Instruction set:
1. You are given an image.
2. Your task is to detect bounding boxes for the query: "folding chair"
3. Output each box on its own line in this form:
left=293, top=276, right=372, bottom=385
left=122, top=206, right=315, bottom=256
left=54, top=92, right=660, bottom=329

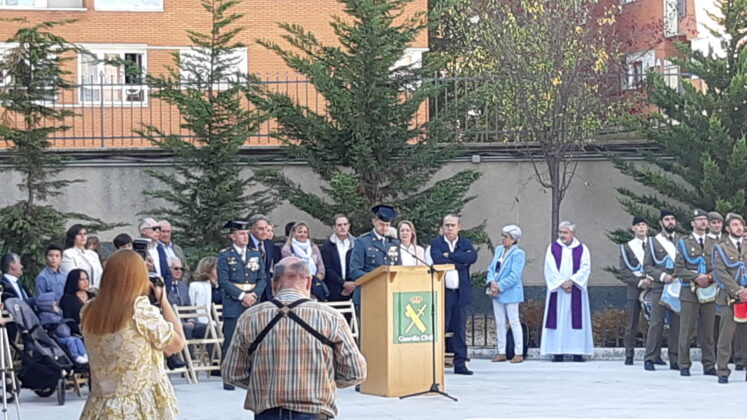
left=173, top=304, right=223, bottom=383
left=319, top=300, right=359, bottom=341
left=211, top=304, right=224, bottom=339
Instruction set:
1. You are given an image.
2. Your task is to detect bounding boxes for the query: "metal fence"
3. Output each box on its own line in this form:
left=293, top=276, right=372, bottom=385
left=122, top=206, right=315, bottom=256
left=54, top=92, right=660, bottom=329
left=0, top=69, right=685, bottom=149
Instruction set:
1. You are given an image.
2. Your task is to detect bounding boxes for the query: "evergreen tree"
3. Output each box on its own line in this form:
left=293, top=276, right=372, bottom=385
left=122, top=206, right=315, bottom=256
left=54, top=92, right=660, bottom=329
left=0, top=19, right=117, bottom=278
left=139, top=0, right=277, bottom=260
left=610, top=0, right=747, bottom=243
left=251, top=0, right=481, bottom=241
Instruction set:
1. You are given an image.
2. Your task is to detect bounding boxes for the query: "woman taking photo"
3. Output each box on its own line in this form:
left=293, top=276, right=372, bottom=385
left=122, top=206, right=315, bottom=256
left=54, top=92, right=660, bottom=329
left=61, top=225, right=103, bottom=290
left=80, top=250, right=185, bottom=420
left=486, top=225, right=526, bottom=363
left=398, top=221, right=426, bottom=266
left=59, top=269, right=95, bottom=336
left=281, top=221, right=328, bottom=300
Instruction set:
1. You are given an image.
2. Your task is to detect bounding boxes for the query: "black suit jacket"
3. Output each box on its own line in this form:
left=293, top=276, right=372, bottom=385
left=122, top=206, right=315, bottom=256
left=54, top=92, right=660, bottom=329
left=250, top=237, right=280, bottom=301
left=0, top=275, right=32, bottom=302
left=321, top=238, right=354, bottom=301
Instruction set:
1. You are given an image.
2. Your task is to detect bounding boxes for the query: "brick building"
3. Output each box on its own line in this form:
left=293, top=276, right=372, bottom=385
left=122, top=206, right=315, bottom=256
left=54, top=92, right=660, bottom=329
left=616, top=0, right=724, bottom=91
left=0, top=0, right=428, bottom=147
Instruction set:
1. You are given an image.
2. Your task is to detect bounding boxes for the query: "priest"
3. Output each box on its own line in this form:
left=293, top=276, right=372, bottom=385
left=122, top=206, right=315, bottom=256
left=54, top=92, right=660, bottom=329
left=540, top=220, right=593, bottom=361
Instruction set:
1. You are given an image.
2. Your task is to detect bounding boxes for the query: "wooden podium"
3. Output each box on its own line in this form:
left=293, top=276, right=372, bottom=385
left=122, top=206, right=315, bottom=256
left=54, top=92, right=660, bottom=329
left=355, top=264, right=453, bottom=397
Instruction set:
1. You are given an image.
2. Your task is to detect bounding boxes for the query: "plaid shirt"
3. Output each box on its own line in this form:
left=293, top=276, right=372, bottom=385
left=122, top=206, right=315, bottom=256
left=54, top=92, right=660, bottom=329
left=222, top=288, right=367, bottom=418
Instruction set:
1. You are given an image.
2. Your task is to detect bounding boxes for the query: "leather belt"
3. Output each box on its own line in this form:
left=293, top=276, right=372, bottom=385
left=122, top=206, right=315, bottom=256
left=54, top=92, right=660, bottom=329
left=231, top=282, right=256, bottom=292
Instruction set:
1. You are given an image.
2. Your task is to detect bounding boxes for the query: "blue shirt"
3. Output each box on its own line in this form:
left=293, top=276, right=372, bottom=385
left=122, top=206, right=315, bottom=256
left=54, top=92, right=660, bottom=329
left=35, top=267, right=68, bottom=301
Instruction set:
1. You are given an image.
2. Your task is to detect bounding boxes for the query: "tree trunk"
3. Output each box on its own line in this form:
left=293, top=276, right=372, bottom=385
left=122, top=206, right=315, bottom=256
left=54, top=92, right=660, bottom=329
left=549, top=158, right=562, bottom=242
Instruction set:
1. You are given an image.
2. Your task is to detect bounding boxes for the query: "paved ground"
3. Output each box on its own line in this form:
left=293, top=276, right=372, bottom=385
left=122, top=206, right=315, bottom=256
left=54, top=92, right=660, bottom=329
left=8, top=359, right=745, bottom=419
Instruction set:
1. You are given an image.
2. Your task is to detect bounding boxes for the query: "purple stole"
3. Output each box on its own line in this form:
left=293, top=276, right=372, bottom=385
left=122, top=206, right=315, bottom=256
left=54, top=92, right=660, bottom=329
left=545, top=242, right=584, bottom=330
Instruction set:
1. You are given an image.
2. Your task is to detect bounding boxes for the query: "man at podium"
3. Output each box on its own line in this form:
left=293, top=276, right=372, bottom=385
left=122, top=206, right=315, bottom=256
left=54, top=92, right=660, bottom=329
left=350, top=205, right=402, bottom=312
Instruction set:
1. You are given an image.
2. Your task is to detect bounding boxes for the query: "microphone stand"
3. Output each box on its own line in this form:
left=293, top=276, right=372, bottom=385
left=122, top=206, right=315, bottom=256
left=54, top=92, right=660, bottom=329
left=397, top=244, right=457, bottom=402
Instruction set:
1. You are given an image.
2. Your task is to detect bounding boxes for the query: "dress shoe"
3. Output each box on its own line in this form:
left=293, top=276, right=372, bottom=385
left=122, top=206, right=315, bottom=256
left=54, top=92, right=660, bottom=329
left=223, top=383, right=235, bottom=391
left=355, top=385, right=361, bottom=392
left=736, top=365, right=744, bottom=371
left=166, top=356, right=186, bottom=370
left=624, top=357, right=633, bottom=366
left=644, top=360, right=655, bottom=371
left=680, top=368, right=690, bottom=377
left=552, top=354, right=564, bottom=362
left=510, top=355, right=524, bottom=364
left=653, top=357, right=666, bottom=365
left=491, top=354, right=508, bottom=363
left=704, top=368, right=717, bottom=376
left=210, top=370, right=222, bottom=377
left=718, top=376, right=728, bottom=384
left=454, top=365, right=474, bottom=375
left=670, top=363, right=679, bottom=370
left=572, top=355, right=585, bottom=362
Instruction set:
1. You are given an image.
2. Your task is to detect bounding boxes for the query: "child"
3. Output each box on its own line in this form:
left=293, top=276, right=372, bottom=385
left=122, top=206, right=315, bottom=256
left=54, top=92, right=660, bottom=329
left=36, top=293, right=88, bottom=364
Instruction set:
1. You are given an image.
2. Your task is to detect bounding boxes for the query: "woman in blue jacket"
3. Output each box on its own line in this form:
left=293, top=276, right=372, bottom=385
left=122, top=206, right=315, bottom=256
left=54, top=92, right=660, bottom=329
left=486, top=225, right=526, bottom=363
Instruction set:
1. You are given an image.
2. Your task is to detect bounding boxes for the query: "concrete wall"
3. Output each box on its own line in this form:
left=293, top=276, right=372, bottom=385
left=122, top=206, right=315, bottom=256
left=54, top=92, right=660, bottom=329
left=0, top=155, right=643, bottom=291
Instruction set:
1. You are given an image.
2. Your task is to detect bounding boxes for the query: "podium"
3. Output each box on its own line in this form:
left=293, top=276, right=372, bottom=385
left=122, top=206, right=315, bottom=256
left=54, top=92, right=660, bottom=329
left=355, top=264, right=453, bottom=397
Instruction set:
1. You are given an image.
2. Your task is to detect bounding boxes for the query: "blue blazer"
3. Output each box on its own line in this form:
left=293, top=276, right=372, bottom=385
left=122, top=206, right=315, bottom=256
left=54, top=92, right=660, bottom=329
left=429, top=236, right=477, bottom=306
left=156, top=244, right=173, bottom=291
left=486, top=245, right=525, bottom=304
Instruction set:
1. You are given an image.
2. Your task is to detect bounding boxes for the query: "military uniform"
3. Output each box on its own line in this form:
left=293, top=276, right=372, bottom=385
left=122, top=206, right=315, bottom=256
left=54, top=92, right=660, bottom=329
left=349, top=230, right=401, bottom=306
left=674, top=232, right=717, bottom=373
left=712, top=235, right=747, bottom=381
left=218, top=245, right=266, bottom=355
left=618, top=237, right=649, bottom=361
left=643, top=232, right=681, bottom=367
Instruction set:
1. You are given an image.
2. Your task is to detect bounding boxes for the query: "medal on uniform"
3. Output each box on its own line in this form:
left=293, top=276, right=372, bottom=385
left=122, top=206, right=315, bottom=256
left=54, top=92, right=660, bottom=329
left=247, top=256, right=260, bottom=272
left=228, top=256, right=237, bottom=265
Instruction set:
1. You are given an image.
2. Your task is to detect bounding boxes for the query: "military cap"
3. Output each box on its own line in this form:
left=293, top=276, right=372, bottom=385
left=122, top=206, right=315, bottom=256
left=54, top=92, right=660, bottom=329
left=223, top=221, right=249, bottom=231
left=707, top=211, right=724, bottom=221
left=660, top=209, right=675, bottom=220
left=371, top=205, right=397, bottom=223
left=725, top=212, right=745, bottom=225
left=692, top=209, right=709, bottom=219
left=632, top=216, right=648, bottom=226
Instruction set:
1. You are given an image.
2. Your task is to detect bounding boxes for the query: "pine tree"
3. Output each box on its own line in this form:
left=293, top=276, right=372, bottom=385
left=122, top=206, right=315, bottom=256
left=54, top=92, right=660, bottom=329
left=0, top=19, right=118, bottom=278
left=251, top=0, right=481, bottom=241
left=139, top=0, right=277, bottom=260
left=611, top=0, right=747, bottom=243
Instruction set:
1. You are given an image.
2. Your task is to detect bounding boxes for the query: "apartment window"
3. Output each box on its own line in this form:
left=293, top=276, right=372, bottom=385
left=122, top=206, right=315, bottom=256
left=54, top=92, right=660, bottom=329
left=179, top=47, right=247, bottom=89
left=79, top=50, right=147, bottom=105
left=94, top=0, right=162, bottom=11
left=0, top=46, right=57, bottom=102
left=631, top=61, right=644, bottom=87
left=1, top=0, right=85, bottom=8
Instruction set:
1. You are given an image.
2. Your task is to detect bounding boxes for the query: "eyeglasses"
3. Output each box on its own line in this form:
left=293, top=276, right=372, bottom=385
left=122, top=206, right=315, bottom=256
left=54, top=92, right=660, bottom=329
left=172, top=267, right=184, bottom=271
left=146, top=226, right=161, bottom=231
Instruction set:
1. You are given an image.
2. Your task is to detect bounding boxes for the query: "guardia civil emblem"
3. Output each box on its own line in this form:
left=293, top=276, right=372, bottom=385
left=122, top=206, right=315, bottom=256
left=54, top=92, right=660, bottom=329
left=393, top=292, right=436, bottom=344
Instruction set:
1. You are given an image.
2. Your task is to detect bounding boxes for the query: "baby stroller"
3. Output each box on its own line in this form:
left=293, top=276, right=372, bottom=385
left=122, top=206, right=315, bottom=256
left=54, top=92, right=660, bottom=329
left=4, top=297, right=76, bottom=405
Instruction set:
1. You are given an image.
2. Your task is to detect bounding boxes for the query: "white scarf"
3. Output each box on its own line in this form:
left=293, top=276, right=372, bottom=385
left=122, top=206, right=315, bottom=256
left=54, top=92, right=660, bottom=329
left=292, top=238, right=317, bottom=276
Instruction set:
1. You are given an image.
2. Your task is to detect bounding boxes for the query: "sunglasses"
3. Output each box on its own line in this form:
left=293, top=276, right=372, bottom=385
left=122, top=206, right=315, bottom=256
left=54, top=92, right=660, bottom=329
left=171, top=267, right=184, bottom=271
left=146, top=226, right=162, bottom=231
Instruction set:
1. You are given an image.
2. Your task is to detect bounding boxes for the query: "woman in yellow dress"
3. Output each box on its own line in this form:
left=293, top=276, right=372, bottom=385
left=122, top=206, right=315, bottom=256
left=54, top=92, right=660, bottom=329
left=80, top=250, right=185, bottom=419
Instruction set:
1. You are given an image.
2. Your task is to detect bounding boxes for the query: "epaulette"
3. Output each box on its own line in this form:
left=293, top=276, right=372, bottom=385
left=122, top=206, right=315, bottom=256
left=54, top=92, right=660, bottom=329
left=220, top=247, right=230, bottom=253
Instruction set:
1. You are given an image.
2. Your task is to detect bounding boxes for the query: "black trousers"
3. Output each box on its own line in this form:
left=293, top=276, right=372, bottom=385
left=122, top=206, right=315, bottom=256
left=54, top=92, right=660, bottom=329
left=445, top=289, right=467, bottom=365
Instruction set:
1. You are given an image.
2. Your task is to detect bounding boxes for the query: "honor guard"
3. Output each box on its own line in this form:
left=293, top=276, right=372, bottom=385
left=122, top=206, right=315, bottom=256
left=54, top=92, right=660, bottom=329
left=349, top=205, right=401, bottom=310
left=218, top=220, right=266, bottom=390
left=674, top=209, right=717, bottom=376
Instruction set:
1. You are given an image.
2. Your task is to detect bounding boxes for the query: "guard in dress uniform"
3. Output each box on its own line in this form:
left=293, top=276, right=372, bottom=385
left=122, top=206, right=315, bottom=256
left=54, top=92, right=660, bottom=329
left=618, top=216, right=652, bottom=366
left=349, top=205, right=401, bottom=311
left=217, top=221, right=266, bottom=390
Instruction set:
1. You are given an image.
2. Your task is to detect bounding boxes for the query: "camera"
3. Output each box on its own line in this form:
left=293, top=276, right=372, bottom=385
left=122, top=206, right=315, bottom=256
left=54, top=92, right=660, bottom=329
left=133, top=239, right=150, bottom=260
left=148, top=272, right=164, bottom=305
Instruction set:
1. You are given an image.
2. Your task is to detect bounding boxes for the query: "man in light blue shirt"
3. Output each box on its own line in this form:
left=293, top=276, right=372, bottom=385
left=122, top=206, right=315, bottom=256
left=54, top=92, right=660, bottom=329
left=35, top=244, right=68, bottom=300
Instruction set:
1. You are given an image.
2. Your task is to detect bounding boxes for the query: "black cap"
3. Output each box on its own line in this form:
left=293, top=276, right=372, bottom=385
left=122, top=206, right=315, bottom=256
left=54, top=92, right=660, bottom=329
left=632, top=216, right=648, bottom=226
left=371, top=205, right=397, bottom=223
left=223, top=221, right=248, bottom=231
left=692, top=209, right=708, bottom=219
left=660, top=209, right=675, bottom=220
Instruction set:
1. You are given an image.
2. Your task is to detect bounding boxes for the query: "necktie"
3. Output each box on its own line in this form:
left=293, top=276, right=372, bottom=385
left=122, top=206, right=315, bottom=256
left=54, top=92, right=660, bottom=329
left=259, top=242, right=266, bottom=260
left=241, top=248, right=246, bottom=264
left=642, top=240, right=647, bottom=253
left=699, top=237, right=704, bottom=250
left=738, top=241, right=742, bottom=254
left=668, top=235, right=674, bottom=242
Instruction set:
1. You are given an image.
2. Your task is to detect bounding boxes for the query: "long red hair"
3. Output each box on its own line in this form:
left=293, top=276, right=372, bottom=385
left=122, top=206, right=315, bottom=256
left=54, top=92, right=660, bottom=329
left=81, top=250, right=150, bottom=336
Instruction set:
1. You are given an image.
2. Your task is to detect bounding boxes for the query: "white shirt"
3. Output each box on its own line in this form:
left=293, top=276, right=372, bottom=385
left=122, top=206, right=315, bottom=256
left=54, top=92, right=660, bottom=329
left=400, top=244, right=417, bottom=267
left=653, top=233, right=677, bottom=282
left=692, top=232, right=707, bottom=247
left=147, top=242, right=161, bottom=276
left=444, top=237, right=460, bottom=290
left=233, top=244, right=247, bottom=261
left=188, top=281, right=213, bottom=324
left=333, top=236, right=351, bottom=280
left=161, top=241, right=177, bottom=261
left=4, top=274, right=23, bottom=299
left=61, top=247, right=103, bottom=289
left=730, top=235, right=742, bottom=251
